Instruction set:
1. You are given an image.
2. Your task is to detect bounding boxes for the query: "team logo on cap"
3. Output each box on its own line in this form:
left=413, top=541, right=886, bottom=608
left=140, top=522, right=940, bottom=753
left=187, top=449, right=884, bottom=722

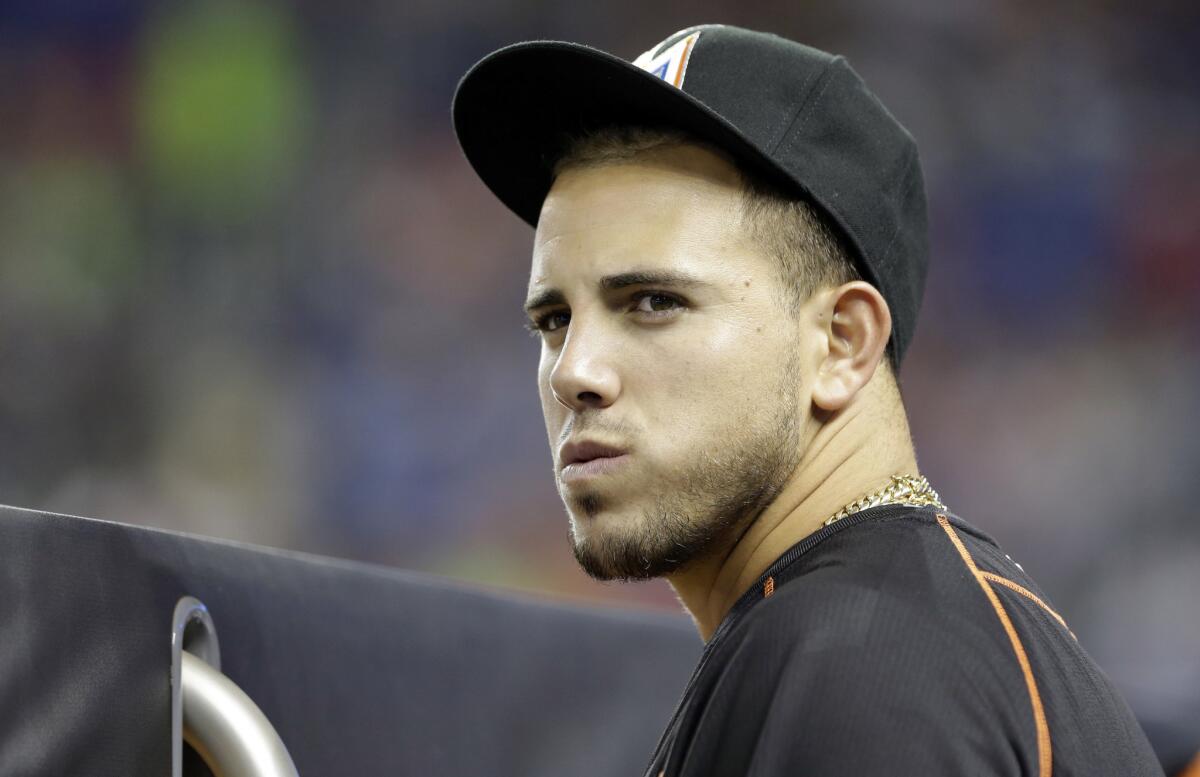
left=633, top=29, right=702, bottom=89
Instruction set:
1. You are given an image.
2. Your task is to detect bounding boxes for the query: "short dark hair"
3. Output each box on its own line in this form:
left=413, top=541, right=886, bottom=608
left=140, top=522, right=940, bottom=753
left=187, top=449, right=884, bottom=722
left=552, top=126, right=898, bottom=374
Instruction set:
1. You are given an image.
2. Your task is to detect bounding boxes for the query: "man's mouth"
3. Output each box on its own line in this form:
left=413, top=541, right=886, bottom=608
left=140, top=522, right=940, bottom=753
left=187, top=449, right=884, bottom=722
left=558, top=440, right=630, bottom=483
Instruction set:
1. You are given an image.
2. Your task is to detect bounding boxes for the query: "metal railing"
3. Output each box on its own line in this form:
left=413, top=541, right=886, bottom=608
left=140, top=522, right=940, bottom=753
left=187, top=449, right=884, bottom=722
left=172, top=596, right=299, bottom=777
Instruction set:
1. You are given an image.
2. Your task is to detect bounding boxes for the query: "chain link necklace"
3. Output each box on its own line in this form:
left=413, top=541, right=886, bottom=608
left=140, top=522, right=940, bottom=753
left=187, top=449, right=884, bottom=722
left=823, top=473, right=945, bottom=527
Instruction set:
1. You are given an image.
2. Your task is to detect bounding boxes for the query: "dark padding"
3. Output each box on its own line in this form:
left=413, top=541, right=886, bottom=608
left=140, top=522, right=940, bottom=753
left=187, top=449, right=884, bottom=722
left=0, top=504, right=699, bottom=776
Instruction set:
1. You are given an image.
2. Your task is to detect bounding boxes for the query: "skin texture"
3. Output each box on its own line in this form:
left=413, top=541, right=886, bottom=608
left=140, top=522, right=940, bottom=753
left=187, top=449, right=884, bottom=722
left=526, top=143, right=919, bottom=640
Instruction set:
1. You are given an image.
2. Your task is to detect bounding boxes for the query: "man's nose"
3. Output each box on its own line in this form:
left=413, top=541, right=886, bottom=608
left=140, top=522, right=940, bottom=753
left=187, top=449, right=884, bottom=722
left=548, top=324, right=621, bottom=411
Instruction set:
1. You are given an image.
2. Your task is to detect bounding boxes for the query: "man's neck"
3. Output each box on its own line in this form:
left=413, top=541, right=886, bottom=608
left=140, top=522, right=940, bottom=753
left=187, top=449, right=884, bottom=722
left=666, top=403, right=919, bottom=641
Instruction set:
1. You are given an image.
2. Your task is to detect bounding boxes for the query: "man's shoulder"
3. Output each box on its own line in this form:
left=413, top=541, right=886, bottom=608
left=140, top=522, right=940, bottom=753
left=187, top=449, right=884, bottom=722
left=671, top=510, right=1041, bottom=775
left=697, top=510, right=1019, bottom=714
left=734, top=508, right=1015, bottom=652
left=685, top=507, right=1164, bottom=777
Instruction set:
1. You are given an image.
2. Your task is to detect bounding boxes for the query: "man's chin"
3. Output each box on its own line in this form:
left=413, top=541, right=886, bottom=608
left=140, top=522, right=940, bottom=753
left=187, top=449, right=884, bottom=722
left=566, top=506, right=707, bottom=582
left=570, top=534, right=679, bottom=582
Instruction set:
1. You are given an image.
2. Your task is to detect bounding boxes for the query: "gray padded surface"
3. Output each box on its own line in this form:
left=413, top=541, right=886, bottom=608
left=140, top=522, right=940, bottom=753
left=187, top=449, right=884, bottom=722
left=0, top=505, right=700, bottom=776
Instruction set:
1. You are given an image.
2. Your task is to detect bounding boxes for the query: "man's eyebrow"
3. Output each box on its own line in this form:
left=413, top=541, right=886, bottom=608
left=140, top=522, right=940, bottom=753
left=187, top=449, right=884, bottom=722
left=524, top=288, right=566, bottom=314
left=599, top=270, right=709, bottom=290
left=523, top=270, right=710, bottom=315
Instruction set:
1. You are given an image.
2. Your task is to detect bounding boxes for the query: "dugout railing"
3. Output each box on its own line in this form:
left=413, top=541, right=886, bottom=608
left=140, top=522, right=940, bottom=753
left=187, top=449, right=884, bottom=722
left=0, top=504, right=699, bottom=776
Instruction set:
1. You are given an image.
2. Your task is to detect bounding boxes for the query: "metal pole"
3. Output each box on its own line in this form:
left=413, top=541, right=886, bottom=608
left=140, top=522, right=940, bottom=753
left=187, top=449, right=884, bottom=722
left=181, top=650, right=300, bottom=777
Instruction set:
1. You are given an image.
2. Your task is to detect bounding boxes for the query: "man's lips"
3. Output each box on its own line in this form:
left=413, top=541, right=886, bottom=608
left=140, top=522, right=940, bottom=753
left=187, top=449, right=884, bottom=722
left=558, top=440, right=630, bottom=483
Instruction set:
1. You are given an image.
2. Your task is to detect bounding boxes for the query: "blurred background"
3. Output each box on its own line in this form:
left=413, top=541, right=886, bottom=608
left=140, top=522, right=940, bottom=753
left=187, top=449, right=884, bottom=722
left=1, top=0, right=1197, bottom=748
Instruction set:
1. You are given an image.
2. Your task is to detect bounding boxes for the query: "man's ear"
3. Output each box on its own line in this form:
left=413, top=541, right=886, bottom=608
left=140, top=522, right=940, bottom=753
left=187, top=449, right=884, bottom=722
left=809, top=281, right=892, bottom=412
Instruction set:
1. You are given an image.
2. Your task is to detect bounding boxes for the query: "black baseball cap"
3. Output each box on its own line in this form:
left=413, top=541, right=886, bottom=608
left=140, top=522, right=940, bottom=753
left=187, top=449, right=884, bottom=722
left=452, top=24, right=928, bottom=364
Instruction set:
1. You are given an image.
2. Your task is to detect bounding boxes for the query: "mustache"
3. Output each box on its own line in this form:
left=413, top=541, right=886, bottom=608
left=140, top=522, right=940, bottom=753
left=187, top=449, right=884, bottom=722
left=557, top=414, right=643, bottom=447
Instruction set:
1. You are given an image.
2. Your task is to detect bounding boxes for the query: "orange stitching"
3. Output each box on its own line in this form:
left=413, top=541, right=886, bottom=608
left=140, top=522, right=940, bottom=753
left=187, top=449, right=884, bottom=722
left=937, top=514, right=1052, bottom=777
left=763, top=576, right=775, bottom=598
left=979, top=571, right=1076, bottom=640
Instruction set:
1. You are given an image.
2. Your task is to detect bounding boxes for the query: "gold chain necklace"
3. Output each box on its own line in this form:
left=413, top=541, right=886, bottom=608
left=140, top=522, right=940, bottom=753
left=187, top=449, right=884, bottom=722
left=823, top=473, right=945, bottom=527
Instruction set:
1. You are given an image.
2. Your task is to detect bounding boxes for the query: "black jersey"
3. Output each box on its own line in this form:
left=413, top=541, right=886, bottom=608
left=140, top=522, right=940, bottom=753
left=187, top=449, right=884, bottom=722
left=644, top=505, right=1164, bottom=776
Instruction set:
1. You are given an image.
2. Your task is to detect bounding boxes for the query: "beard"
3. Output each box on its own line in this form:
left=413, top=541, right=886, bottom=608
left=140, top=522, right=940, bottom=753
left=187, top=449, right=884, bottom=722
left=564, top=355, right=802, bottom=582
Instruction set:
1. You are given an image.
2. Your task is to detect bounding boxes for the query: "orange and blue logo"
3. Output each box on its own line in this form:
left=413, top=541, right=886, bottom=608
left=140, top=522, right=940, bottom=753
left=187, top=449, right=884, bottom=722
left=633, top=30, right=703, bottom=90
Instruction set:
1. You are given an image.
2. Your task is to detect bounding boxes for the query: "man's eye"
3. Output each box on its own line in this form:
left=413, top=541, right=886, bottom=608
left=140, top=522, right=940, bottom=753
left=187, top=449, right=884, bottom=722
left=530, top=310, right=570, bottom=333
left=633, top=292, right=683, bottom=314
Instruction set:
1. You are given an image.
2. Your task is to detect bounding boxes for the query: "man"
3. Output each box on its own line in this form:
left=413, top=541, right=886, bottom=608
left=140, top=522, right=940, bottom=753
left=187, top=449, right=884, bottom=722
left=453, top=25, right=1164, bottom=776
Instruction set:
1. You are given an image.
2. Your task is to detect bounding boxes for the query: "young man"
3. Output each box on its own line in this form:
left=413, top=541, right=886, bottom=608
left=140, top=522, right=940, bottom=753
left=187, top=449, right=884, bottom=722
left=453, top=24, right=1164, bottom=776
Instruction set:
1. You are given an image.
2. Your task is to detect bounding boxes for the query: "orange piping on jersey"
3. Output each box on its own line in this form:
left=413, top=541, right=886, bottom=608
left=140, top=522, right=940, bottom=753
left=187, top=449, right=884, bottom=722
left=979, top=570, right=1077, bottom=640
left=1179, top=749, right=1200, bottom=777
left=937, top=514, right=1052, bottom=777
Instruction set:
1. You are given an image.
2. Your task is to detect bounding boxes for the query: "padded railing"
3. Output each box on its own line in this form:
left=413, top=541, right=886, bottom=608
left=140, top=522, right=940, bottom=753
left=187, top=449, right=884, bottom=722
left=0, top=504, right=701, bottom=777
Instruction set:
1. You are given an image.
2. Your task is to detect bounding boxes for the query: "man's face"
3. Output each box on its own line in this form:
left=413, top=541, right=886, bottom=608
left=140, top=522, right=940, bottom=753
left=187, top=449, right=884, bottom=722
left=526, top=143, right=807, bottom=581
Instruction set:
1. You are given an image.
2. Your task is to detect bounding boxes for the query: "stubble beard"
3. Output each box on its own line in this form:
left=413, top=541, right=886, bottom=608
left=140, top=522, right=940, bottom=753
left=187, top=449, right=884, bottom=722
left=565, top=356, right=802, bottom=582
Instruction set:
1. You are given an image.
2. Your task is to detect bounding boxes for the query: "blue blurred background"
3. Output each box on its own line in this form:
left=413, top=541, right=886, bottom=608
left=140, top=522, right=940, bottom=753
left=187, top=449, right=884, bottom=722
left=1, top=0, right=1197, bottom=737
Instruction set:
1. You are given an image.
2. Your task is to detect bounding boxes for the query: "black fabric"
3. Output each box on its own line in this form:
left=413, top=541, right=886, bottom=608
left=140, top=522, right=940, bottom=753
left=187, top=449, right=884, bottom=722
left=643, top=505, right=1165, bottom=776
left=0, top=505, right=700, bottom=776
left=452, top=25, right=929, bottom=363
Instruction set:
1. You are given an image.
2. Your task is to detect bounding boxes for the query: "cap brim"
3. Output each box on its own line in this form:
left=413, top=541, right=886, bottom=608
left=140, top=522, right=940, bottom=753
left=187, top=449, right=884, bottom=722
left=452, top=40, right=799, bottom=228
